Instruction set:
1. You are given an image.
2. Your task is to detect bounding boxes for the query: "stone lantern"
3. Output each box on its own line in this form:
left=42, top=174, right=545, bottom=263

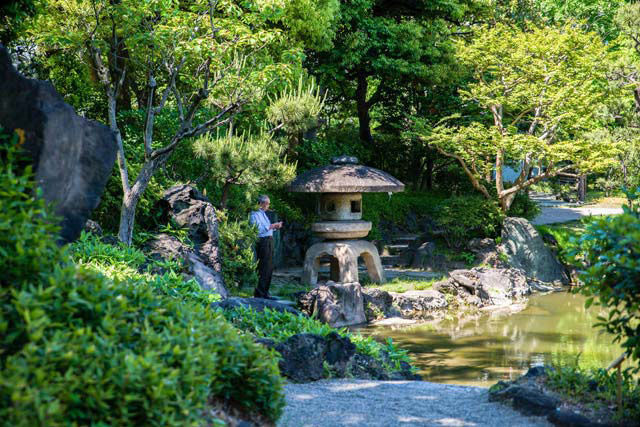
left=289, top=156, right=404, bottom=285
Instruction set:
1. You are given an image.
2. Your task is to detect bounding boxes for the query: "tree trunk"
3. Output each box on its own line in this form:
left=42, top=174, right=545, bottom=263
left=499, top=191, right=517, bottom=213
left=117, top=158, right=160, bottom=245
left=220, top=182, right=232, bottom=210
left=118, top=193, right=138, bottom=246
left=425, top=156, right=434, bottom=190
left=355, top=72, right=374, bottom=146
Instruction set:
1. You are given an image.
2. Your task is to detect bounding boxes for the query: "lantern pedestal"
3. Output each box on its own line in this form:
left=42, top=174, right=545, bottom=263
left=302, top=240, right=385, bottom=286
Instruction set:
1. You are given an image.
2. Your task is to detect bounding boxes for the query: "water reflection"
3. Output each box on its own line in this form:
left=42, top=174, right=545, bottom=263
left=359, top=292, right=623, bottom=387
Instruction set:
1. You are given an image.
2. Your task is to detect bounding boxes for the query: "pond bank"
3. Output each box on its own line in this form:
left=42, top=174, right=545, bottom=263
left=358, top=292, right=624, bottom=387
left=279, top=379, right=550, bottom=427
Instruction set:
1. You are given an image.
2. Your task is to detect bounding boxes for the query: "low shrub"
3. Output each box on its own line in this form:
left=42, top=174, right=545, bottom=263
left=362, top=191, right=446, bottom=240
left=571, top=188, right=640, bottom=372
left=508, top=191, right=540, bottom=220
left=69, top=232, right=219, bottom=306
left=220, top=306, right=413, bottom=371
left=218, top=218, right=259, bottom=290
left=0, top=139, right=284, bottom=425
left=546, top=363, right=640, bottom=422
left=436, top=195, right=505, bottom=248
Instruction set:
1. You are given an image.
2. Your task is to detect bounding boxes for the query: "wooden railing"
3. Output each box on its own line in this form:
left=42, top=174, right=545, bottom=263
left=606, top=352, right=628, bottom=418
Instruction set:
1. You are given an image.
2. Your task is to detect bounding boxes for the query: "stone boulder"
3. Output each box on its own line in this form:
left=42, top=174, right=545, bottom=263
left=0, top=45, right=117, bottom=243
left=390, top=290, right=448, bottom=318
left=409, top=241, right=437, bottom=269
left=144, top=232, right=228, bottom=298
left=362, top=288, right=399, bottom=321
left=298, top=282, right=366, bottom=327
left=501, top=217, right=568, bottom=284
left=275, top=334, right=328, bottom=382
left=346, top=353, right=389, bottom=380
left=272, top=332, right=356, bottom=382
left=467, top=238, right=509, bottom=268
left=159, top=184, right=225, bottom=289
left=437, top=267, right=530, bottom=307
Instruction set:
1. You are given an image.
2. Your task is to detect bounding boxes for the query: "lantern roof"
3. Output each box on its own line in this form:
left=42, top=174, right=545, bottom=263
left=288, top=155, right=405, bottom=193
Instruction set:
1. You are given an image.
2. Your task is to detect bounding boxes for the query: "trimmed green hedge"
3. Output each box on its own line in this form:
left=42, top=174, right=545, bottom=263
left=0, top=137, right=284, bottom=425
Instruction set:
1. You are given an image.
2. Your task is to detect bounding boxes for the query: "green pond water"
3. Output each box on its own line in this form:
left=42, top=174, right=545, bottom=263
left=360, top=292, right=624, bottom=387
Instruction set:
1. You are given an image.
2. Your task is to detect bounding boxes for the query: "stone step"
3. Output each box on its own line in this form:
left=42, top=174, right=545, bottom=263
left=384, top=244, right=410, bottom=255
left=391, top=235, right=419, bottom=244
left=380, top=255, right=406, bottom=266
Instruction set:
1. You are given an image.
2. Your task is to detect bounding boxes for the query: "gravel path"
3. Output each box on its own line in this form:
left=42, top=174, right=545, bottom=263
left=279, top=380, right=551, bottom=427
left=531, top=206, right=622, bottom=225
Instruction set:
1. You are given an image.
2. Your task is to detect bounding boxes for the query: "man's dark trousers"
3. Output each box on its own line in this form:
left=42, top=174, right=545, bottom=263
left=255, top=236, right=273, bottom=298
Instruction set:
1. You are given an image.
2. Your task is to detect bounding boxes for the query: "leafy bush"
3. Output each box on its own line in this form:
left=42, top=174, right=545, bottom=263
left=547, top=363, right=640, bottom=422
left=362, top=191, right=446, bottom=240
left=572, top=188, right=640, bottom=372
left=0, top=140, right=285, bottom=425
left=436, top=195, right=505, bottom=248
left=507, top=191, right=540, bottom=220
left=220, top=306, right=413, bottom=371
left=69, top=232, right=219, bottom=306
left=218, top=219, right=259, bottom=290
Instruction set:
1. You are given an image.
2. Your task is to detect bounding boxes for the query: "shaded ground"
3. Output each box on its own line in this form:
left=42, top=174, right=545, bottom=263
left=279, top=379, right=550, bottom=427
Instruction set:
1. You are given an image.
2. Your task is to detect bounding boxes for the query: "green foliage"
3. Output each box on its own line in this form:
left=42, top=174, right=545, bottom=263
left=218, top=219, right=258, bottom=291
left=0, top=142, right=284, bottom=424
left=547, top=363, right=640, bottom=421
left=68, top=232, right=220, bottom=306
left=536, top=220, right=586, bottom=265
left=91, top=109, right=176, bottom=233
left=421, top=24, right=615, bottom=212
left=436, top=196, right=505, bottom=248
left=267, top=77, right=325, bottom=138
left=193, top=130, right=296, bottom=208
left=508, top=191, right=541, bottom=220
left=572, top=188, right=640, bottom=372
left=0, top=131, right=62, bottom=290
left=1, top=0, right=36, bottom=44
left=221, top=306, right=413, bottom=371
left=295, top=125, right=370, bottom=171
left=362, top=192, right=446, bottom=240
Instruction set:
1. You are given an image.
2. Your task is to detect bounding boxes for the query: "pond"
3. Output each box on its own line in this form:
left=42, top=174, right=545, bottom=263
left=359, top=292, right=624, bottom=387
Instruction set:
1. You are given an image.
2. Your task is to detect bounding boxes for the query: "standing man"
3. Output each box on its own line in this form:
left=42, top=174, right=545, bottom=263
left=249, top=195, right=283, bottom=299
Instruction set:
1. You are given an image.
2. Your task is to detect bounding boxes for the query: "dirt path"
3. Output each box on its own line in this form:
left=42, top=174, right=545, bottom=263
left=279, top=380, right=550, bottom=427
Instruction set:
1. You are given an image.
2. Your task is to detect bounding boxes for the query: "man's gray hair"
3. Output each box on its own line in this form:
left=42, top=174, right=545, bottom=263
left=258, top=194, right=270, bottom=204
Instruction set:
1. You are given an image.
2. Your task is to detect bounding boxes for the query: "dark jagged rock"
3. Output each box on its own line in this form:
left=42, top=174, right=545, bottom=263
left=159, top=184, right=225, bottom=295
left=490, top=384, right=560, bottom=416
left=212, top=297, right=300, bottom=315
left=0, top=45, right=117, bottom=243
left=145, top=233, right=188, bottom=261
left=324, top=332, right=356, bottom=377
left=409, top=241, right=437, bottom=269
left=275, top=334, right=327, bottom=382
left=391, top=290, right=448, bottom=317
left=346, top=353, right=389, bottom=380
left=83, top=220, right=103, bottom=236
left=145, top=232, right=228, bottom=298
left=547, top=409, right=605, bottom=427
